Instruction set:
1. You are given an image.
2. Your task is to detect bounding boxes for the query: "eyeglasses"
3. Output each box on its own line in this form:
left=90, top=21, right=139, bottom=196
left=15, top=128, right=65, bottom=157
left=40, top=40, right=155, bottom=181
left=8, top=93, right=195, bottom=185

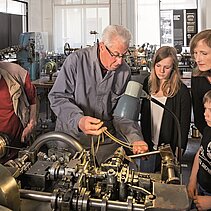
left=105, top=45, right=128, bottom=59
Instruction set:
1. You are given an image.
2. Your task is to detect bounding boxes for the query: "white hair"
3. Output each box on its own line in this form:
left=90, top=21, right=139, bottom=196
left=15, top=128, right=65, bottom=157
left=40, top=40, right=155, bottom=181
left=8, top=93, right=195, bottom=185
left=101, top=25, right=132, bottom=48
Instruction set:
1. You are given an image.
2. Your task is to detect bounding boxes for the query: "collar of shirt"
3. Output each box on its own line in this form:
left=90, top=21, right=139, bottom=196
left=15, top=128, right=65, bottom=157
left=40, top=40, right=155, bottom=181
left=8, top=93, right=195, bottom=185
left=97, top=42, right=108, bottom=77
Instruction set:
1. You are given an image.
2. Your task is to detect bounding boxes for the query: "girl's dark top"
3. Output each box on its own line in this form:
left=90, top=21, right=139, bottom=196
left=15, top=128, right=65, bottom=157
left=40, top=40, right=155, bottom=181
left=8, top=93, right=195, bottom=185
left=141, top=77, right=191, bottom=153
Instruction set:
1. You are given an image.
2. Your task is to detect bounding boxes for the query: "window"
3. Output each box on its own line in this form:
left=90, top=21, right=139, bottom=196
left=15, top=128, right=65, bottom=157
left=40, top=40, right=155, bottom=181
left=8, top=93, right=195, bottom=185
left=160, top=0, right=197, bottom=10
left=0, top=0, right=27, bottom=31
left=54, top=0, right=110, bottom=53
left=135, top=0, right=197, bottom=47
left=0, top=0, right=27, bottom=49
left=135, top=0, right=160, bottom=47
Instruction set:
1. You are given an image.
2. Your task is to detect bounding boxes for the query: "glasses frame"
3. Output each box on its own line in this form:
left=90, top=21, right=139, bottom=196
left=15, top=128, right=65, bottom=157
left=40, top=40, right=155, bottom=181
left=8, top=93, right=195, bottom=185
left=105, top=45, right=128, bottom=59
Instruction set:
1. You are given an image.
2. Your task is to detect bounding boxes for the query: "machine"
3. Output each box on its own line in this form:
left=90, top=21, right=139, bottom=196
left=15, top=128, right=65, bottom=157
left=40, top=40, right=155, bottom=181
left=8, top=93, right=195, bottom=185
left=0, top=132, right=190, bottom=211
left=17, top=32, right=48, bottom=81
left=0, top=32, right=48, bottom=81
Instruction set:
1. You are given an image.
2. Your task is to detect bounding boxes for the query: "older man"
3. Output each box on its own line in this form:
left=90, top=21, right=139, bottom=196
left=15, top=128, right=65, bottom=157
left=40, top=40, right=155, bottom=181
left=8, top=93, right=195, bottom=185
left=48, top=25, right=148, bottom=164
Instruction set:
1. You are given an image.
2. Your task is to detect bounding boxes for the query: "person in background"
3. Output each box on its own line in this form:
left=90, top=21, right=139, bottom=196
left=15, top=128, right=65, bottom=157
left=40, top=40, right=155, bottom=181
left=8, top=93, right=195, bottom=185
left=187, top=90, right=211, bottom=211
left=48, top=25, right=148, bottom=165
left=0, top=61, right=37, bottom=163
left=190, top=29, right=211, bottom=135
left=140, top=46, right=191, bottom=172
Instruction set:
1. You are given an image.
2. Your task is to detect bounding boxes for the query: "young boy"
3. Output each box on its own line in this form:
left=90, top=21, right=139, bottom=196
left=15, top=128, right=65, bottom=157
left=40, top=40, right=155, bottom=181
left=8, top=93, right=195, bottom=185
left=187, top=90, right=211, bottom=210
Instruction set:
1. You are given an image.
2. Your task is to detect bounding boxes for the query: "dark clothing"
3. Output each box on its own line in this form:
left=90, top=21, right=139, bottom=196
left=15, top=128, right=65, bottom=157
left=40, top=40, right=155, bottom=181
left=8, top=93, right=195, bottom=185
left=191, top=76, right=211, bottom=134
left=141, top=77, right=191, bottom=153
left=198, top=126, right=211, bottom=193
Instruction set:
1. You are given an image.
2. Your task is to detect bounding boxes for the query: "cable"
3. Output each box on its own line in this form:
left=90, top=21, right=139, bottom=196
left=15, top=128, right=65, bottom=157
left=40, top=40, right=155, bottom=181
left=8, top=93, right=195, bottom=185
left=103, top=130, right=133, bottom=150
left=91, top=136, right=97, bottom=171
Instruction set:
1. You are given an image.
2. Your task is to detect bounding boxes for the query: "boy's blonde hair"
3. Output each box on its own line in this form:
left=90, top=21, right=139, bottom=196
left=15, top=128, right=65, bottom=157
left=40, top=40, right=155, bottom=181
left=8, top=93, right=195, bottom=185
left=203, top=90, right=211, bottom=104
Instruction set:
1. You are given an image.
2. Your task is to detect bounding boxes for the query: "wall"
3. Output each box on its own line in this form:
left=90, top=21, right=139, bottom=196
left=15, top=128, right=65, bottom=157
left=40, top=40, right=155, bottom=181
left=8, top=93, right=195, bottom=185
left=28, top=0, right=53, bottom=50
left=27, top=0, right=211, bottom=51
left=205, top=0, right=211, bottom=28
left=196, top=0, right=211, bottom=30
left=110, top=0, right=136, bottom=44
left=27, top=0, right=136, bottom=49
left=0, top=13, right=23, bottom=49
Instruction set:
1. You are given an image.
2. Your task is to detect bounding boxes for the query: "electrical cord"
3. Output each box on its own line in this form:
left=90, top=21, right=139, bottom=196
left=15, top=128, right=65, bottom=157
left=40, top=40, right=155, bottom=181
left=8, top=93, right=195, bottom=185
left=103, top=130, right=133, bottom=150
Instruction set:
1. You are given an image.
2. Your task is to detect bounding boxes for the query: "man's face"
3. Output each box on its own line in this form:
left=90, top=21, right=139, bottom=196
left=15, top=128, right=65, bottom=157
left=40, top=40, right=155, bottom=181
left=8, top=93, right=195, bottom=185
left=99, top=40, right=128, bottom=71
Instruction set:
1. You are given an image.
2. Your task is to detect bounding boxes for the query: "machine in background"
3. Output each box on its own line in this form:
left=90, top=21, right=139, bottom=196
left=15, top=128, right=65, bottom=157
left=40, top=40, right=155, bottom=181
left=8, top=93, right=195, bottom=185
left=0, top=32, right=49, bottom=81
left=17, top=32, right=48, bottom=81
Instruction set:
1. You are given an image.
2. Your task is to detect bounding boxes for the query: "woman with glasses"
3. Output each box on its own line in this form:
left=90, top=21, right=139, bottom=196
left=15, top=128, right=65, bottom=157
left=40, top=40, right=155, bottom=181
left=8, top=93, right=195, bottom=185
left=48, top=25, right=148, bottom=164
left=140, top=46, right=191, bottom=172
left=190, top=29, right=211, bottom=135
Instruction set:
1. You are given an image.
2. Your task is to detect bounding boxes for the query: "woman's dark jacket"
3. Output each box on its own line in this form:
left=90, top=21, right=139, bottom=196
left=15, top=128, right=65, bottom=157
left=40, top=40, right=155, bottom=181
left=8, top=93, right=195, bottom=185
left=191, top=76, right=211, bottom=134
left=141, top=77, right=191, bottom=153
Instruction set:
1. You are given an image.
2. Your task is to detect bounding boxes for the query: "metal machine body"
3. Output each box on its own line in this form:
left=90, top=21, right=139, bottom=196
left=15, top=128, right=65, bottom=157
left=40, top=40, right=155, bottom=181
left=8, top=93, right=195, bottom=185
left=17, top=32, right=48, bottom=81
left=0, top=132, right=190, bottom=211
left=0, top=32, right=50, bottom=83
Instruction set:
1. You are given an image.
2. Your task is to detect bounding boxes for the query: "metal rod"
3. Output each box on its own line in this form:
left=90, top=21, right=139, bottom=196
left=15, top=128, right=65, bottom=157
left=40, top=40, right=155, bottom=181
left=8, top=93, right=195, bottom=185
left=128, top=150, right=160, bottom=158
left=20, top=189, right=53, bottom=202
left=89, top=198, right=145, bottom=210
left=20, top=189, right=146, bottom=211
left=4, top=146, right=22, bottom=150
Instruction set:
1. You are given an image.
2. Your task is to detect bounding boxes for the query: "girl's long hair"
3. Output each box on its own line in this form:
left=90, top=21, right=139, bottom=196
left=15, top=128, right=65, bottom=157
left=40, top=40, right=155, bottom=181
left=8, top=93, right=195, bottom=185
left=149, top=46, right=181, bottom=97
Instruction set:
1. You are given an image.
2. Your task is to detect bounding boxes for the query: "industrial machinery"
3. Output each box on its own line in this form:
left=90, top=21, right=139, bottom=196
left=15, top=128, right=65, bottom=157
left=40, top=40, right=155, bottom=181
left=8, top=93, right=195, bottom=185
left=126, top=43, right=157, bottom=75
left=44, top=61, right=57, bottom=82
left=0, top=45, right=20, bottom=61
left=17, top=32, right=48, bottom=81
left=0, top=132, right=190, bottom=211
left=0, top=32, right=48, bottom=81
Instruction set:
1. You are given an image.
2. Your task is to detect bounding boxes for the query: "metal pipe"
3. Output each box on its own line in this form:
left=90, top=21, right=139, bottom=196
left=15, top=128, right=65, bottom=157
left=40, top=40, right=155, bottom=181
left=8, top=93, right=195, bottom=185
left=20, top=190, right=146, bottom=211
left=20, top=189, right=53, bottom=202
left=89, top=198, right=145, bottom=210
left=27, top=131, right=83, bottom=153
left=128, top=150, right=160, bottom=158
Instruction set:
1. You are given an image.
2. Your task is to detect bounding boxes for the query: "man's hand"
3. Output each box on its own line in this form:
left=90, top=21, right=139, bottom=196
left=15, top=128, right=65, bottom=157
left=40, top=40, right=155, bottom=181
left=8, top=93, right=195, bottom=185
left=193, top=195, right=211, bottom=211
left=79, top=116, right=107, bottom=136
left=21, top=104, right=37, bottom=143
left=132, top=140, right=148, bottom=154
left=187, top=180, right=197, bottom=199
left=21, top=123, right=35, bottom=143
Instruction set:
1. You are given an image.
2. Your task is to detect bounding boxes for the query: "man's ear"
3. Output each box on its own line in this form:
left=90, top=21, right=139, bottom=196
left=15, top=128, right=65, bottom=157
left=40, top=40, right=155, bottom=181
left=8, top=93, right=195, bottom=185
left=98, top=42, right=105, bottom=51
